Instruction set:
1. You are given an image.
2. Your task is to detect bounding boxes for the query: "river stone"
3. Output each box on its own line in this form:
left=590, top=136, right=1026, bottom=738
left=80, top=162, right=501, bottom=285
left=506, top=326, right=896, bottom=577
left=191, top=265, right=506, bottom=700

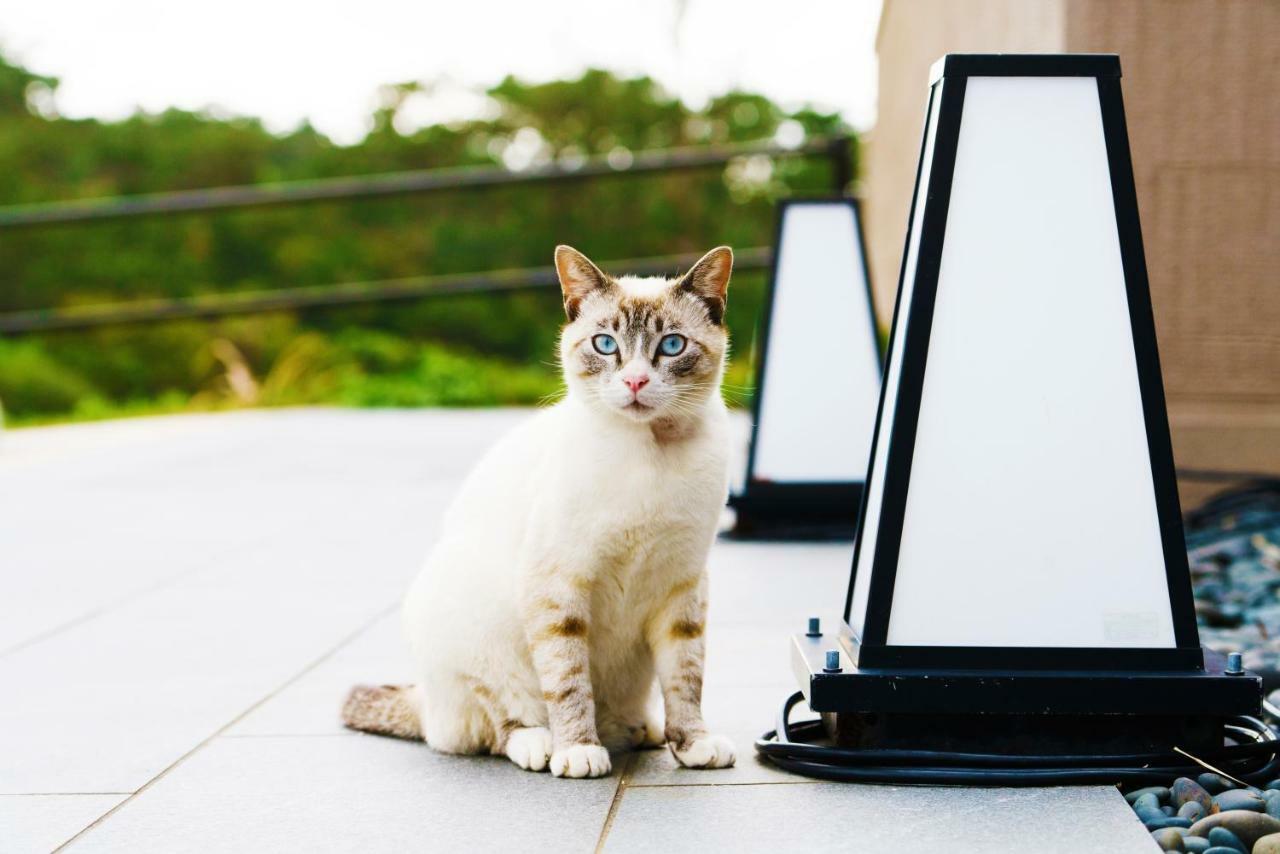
left=1198, top=773, right=1236, bottom=794
left=1179, top=802, right=1207, bottom=822
left=1214, top=789, right=1267, bottom=813
left=1147, top=817, right=1194, bottom=831
left=1206, top=826, right=1247, bottom=852
left=1137, top=792, right=1163, bottom=812
left=1200, top=848, right=1240, bottom=854
left=1254, top=831, right=1280, bottom=854
left=1181, top=838, right=1210, bottom=854
left=1152, top=828, right=1187, bottom=851
left=1174, top=777, right=1217, bottom=814
left=1268, top=796, right=1280, bottom=820
left=1162, top=805, right=1177, bottom=816
left=1139, top=807, right=1170, bottom=824
left=1128, top=786, right=1172, bottom=805
left=1187, top=811, right=1280, bottom=848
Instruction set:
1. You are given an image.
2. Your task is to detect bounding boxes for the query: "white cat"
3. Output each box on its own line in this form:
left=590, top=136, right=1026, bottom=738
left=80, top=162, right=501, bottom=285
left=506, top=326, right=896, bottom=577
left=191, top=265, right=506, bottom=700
left=343, top=245, right=737, bottom=778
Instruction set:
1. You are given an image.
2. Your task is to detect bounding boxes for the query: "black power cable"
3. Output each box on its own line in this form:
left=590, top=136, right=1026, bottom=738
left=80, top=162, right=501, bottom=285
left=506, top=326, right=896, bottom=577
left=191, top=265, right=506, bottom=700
left=756, top=691, right=1280, bottom=787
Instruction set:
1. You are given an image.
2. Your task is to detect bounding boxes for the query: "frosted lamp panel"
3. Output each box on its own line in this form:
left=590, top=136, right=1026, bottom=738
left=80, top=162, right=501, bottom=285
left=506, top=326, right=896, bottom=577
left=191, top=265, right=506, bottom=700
left=886, top=77, right=1174, bottom=648
left=752, top=204, right=881, bottom=484
left=850, top=83, right=945, bottom=638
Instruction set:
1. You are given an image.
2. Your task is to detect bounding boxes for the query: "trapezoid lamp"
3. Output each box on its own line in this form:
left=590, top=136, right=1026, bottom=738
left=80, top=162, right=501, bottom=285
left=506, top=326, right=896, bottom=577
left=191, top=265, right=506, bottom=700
left=727, top=198, right=882, bottom=539
left=792, top=54, right=1260, bottom=754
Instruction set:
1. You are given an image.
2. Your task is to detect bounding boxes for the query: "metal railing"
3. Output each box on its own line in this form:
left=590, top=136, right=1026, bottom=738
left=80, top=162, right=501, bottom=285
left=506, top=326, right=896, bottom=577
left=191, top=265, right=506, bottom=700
left=0, top=248, right=773, bottom=334
left=0, top=135, right=850, bottom=333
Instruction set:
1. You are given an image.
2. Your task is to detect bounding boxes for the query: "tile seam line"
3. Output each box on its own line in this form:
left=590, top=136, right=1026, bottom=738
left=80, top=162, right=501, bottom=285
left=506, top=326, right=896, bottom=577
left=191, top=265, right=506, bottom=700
left=51, top=597, right=400, bottom=852
left=0, top=531, right=279, bottom=661
left=0, top=503, right=420, bottom=661
left=0, top=792, right=133, bottom=797
left=625, top=779, right=823, bottom=788
left=593, top=751, right=635, bottom=853
left=220, top=732, right=360, bottom=739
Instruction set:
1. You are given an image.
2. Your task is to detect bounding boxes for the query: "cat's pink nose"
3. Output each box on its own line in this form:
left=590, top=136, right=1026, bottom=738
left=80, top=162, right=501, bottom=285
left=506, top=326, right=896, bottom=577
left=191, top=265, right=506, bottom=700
left=623, top=375, right=650, bottom=394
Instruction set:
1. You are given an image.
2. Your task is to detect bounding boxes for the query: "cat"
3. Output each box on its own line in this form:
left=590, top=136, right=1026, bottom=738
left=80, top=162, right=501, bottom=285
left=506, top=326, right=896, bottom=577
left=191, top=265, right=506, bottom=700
left=342, top=244, right=737, bottom=778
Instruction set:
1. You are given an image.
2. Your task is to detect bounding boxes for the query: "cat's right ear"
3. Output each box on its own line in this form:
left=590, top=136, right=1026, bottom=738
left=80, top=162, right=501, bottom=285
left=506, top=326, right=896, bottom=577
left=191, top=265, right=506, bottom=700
left=555, top=245, right=610, bottom=321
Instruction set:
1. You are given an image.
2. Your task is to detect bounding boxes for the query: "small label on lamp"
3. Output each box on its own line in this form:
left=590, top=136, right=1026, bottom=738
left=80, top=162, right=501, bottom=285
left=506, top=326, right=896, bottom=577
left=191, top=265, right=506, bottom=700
left=1103, top=612, right=1162, bottom=643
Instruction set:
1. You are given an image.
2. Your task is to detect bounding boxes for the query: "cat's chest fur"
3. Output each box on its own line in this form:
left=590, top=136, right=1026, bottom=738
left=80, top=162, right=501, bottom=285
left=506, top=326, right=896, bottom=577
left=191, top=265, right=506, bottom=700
left=544, top=403, right=727, bottom=546
left=501, top=398, right=729, bottom=624
left=544, top=404, right=729, bottom=651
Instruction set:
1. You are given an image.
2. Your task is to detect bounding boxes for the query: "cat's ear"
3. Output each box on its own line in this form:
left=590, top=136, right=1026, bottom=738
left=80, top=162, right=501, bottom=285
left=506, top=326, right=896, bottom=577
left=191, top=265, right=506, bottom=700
left=555, top=245, right=610, bottom=321
left=678, top=246, right=733, bottom=325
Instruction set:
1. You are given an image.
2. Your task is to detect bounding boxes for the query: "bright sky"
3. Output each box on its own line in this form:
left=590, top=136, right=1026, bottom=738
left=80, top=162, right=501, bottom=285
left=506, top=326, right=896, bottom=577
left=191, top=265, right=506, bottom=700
left=0, top=0, right=882, bottom=145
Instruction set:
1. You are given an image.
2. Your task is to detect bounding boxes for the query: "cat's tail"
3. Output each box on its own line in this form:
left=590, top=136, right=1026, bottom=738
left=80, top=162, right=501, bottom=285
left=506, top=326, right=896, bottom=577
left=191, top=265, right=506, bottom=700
left=341, top=683, right=424, bottom=741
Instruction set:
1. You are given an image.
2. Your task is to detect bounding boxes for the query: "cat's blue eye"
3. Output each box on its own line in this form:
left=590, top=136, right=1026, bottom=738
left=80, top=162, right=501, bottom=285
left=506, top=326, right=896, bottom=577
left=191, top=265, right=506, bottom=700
left=658, top=334, right=686, bottom=357
left=592, top=334, right=619, bottom=355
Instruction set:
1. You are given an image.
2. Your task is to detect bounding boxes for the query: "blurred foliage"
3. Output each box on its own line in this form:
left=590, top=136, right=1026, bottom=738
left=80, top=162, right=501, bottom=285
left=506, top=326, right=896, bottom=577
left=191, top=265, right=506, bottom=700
left=0, top=51, right=853, bottom=425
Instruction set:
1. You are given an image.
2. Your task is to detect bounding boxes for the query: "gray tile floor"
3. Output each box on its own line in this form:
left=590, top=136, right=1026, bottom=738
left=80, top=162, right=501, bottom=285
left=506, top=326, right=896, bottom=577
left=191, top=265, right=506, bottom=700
left=0, top=409, right=1157, bottom=852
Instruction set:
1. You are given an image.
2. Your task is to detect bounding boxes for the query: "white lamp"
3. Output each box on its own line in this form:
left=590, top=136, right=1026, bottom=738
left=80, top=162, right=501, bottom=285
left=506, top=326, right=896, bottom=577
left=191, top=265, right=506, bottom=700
left=729, top=199, right=882, bottom=538
left=794, top=54, right=1258, bottom=753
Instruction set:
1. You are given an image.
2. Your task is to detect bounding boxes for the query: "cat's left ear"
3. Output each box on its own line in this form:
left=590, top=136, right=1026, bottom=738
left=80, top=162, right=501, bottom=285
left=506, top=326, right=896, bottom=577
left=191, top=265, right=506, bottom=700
left=678, top=246, right=733, bottom=325
left=555, top=245, right=610, bottom=321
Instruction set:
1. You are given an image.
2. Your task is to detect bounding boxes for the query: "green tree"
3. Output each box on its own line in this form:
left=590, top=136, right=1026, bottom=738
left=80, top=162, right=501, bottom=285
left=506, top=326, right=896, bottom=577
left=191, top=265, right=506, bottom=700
left=0, top=53, right=854, bottom=425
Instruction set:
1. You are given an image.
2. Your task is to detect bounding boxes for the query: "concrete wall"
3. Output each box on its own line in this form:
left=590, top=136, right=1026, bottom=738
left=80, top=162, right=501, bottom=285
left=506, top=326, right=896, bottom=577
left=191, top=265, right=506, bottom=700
left=864, top=0, right=1280, bottom=494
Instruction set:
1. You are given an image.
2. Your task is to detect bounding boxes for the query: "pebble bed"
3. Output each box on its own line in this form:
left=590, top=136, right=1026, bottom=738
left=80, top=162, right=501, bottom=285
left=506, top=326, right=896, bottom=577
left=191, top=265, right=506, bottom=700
left=1188, top=493, right=1280, bottom=679
left=1127, top=774, right=1280, bottom=852
left=1129, top=494, right=1280, bottom=852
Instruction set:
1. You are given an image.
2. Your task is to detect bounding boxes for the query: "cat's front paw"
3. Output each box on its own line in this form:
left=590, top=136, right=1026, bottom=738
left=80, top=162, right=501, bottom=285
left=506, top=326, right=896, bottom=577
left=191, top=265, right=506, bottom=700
left=671, top=734, right=736, bottom=769
left=505, top=726, right=554, bottom=772
left=550, top=743, right=612, bottom=778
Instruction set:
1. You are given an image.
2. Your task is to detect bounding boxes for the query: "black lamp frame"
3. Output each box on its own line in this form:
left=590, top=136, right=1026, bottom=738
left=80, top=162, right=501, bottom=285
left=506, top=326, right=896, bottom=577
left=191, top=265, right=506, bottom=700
left=728, top=197, right=882, bottom=540
left=846, top=53, right=1199, bottom=672
left=792, top=54, right=1258, bottom=742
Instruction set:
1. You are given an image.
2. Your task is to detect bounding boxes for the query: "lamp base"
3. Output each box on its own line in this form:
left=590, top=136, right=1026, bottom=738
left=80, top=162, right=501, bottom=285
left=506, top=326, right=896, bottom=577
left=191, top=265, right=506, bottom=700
left=823, top=709, right=1228, bottom=755
left=793, top=624, right=1262, bottom=756
left=725, top=483, right=862, bottom=540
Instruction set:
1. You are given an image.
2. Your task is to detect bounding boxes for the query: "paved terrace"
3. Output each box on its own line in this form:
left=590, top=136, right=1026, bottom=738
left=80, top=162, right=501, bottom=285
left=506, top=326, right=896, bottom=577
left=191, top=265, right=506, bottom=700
left=0, top=409, right=1157, bottom=852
